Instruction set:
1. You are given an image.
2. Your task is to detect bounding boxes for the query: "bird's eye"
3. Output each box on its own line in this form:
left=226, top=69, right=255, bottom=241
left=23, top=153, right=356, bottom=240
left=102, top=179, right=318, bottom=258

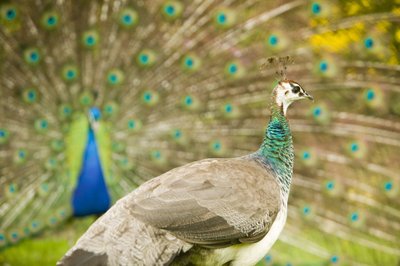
left=292, top=85, right=300, bottom=93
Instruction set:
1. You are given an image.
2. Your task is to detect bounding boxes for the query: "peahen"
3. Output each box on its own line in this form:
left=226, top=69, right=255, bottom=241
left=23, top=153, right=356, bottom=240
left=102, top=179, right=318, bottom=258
left=0, top=0, right=399, bottom=265
left=58, top=79, right=313, bottom=266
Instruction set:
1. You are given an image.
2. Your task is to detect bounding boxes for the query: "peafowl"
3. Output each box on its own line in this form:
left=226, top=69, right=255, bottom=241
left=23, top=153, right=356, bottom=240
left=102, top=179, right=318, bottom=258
left=0, top=0, right=400, bottom=265
left=58, top=79, right=313, bottom=266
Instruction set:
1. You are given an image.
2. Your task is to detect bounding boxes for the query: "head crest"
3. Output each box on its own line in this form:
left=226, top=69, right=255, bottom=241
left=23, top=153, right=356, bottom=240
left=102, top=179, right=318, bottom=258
left=260, top=56, right=294, bottom=80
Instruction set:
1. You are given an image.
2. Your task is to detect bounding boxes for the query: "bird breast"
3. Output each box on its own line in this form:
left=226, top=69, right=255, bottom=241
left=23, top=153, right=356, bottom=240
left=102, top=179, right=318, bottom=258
left=214, top=202, right=288, bottom=266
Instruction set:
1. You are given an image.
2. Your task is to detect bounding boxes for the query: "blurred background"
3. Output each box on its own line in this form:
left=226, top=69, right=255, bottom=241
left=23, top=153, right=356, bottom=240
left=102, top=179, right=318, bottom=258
left=0, top=0, right=399, bottom=265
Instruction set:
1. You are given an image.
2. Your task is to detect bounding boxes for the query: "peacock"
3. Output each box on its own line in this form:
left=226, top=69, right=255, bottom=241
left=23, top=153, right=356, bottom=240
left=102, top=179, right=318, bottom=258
left=0, top=0, right=399, bottom=265
left=58, top=78, right=313, bottom=266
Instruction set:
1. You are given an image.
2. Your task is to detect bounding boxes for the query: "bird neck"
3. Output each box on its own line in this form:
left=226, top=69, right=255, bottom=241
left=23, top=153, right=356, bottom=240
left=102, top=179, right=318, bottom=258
left=258, top=101, right=294, bottom=195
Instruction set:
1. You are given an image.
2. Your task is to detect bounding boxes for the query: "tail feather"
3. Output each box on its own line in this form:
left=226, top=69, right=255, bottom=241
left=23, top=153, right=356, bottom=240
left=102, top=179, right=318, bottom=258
left=58, top=197, right=191, bottom=266
left=58, top=250, right=108, bottom=266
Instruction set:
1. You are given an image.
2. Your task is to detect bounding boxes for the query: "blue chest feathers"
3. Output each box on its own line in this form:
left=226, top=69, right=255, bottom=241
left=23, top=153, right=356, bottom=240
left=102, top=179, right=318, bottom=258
left=72, top=128, right=111, bottom=216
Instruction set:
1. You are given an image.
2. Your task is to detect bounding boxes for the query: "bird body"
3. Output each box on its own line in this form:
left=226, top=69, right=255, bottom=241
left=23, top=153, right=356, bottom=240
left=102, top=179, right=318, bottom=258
left=59, top=80, right=312, bottom=265
left=68, top=107, right=113, bottom=216
left=72, top=125, right=110, bottom=216
left=59, top=156, right=285, bottom=266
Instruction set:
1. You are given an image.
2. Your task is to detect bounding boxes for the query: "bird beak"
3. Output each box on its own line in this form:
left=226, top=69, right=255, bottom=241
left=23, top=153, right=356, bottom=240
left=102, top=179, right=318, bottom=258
left=302, top=90, right=313, bottom=101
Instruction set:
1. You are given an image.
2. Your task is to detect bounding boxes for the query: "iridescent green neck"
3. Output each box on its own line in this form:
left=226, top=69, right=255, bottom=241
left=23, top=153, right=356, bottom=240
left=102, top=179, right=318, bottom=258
left=258, top=101, right=294, bottom=192
left=259, top=104, right=292, bottom=158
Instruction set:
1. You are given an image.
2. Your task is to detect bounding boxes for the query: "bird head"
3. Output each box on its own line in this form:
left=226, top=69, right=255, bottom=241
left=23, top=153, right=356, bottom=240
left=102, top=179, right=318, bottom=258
left=273, top=80, right=313, bottom=116
left=88, top=107, right=102, bottom=131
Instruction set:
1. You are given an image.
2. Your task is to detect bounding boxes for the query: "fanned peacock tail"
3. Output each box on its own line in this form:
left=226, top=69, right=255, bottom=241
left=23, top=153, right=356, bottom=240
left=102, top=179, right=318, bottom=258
left=0, top=0, right=399, bottom=265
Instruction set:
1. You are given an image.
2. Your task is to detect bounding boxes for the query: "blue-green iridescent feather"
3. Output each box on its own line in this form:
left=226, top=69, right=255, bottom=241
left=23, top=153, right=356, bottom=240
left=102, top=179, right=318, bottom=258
left=259, top=105, right=294, bottom=193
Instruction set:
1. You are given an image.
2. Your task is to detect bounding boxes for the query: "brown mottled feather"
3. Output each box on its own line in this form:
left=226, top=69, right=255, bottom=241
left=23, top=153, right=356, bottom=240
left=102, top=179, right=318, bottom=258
left=126, top=157, right=281, bottom=247
left=58, top=156, right=281, bottom=265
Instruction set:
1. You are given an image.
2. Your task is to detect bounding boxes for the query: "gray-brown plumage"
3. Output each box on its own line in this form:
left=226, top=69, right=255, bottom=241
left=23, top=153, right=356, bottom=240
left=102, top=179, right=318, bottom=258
left=58, top=158, right=280, bottom=266
left=58, top=80, right=313, bottom=266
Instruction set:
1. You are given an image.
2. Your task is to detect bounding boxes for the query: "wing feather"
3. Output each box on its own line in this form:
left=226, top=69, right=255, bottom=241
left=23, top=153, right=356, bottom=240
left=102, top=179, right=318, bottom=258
left=124, top=157, right=282, bottom=247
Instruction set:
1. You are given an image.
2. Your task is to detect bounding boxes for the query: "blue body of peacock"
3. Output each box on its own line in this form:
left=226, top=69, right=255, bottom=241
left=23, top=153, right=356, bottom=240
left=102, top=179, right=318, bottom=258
left=0, top=0, right=399, bottom=265
left=72, top=108, right=111, bottom=216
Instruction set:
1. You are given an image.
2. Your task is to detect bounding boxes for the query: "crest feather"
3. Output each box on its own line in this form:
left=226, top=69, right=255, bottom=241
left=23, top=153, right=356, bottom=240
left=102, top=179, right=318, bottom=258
left=260, top=56, right=294, bottom=80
